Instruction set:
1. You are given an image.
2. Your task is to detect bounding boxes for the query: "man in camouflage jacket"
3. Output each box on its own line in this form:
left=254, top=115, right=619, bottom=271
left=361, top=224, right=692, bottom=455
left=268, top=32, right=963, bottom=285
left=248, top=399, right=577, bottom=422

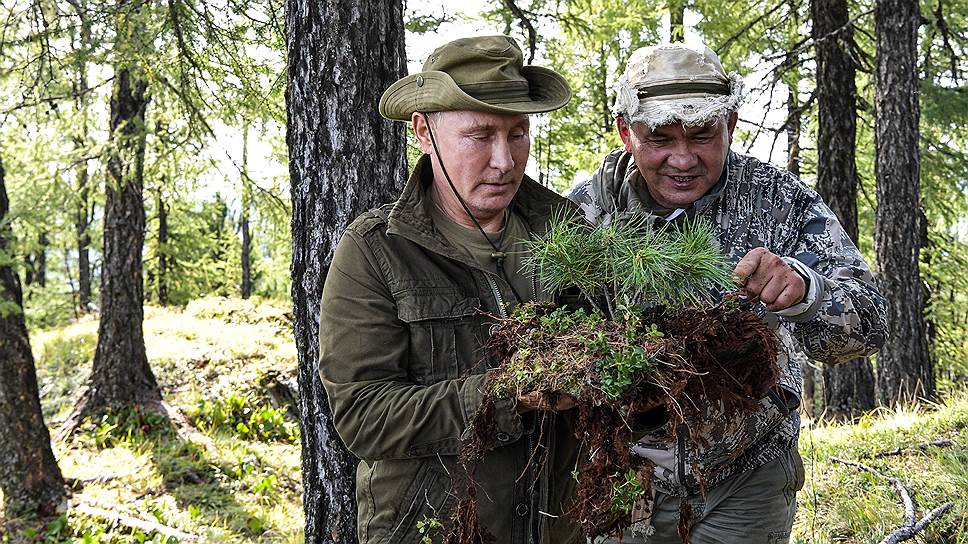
left=570, top=43, right=887, bottom=543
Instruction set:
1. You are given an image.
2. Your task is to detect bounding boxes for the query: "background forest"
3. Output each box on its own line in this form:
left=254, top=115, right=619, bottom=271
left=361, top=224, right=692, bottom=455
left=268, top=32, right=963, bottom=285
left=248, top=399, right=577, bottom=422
left=0, top=0, right=966, bottom=543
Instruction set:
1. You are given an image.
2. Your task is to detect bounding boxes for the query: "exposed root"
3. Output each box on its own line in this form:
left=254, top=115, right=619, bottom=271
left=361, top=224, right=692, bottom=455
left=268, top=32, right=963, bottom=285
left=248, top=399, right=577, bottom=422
left=449, top=302, right=779, bottom=541
left=443, top=485, right=495, bottom=544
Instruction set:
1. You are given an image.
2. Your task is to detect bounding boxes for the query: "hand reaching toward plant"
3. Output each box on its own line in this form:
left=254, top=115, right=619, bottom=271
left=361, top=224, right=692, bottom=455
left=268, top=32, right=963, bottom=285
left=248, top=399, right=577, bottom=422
left=733, top=247, right=806, bottom=312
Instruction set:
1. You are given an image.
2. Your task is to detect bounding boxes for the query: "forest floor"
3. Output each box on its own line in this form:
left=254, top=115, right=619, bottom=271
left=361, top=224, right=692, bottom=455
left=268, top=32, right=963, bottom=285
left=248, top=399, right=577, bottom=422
left=3, top=297, right=303, bottom=543
left=0, top=296, right=966, bottom=543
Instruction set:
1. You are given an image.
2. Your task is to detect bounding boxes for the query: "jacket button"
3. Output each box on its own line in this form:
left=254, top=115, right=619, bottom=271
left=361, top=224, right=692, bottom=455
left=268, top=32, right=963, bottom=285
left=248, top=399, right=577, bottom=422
left=416, top=75, right=425, bottom=87
left=515, top=503, right=529, bottom=517
left=496, top=432, right=510, bottom=442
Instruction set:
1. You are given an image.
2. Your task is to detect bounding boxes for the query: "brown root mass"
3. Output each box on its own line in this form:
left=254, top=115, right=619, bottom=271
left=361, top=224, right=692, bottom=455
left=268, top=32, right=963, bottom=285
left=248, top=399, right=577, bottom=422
left=568, top=403, right=655, bottom=538
left=451, top=303, right=780, bottom=542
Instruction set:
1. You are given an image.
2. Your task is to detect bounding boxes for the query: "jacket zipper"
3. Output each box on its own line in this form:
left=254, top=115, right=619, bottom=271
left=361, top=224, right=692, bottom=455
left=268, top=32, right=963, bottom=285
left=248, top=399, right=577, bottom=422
left=486, top=273, right=508, bottom=318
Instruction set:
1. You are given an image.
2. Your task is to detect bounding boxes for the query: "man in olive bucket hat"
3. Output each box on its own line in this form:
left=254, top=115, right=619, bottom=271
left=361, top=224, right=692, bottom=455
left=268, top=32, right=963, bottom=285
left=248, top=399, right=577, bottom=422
left=318, top=35, right=585, bottom=543
left=571, top=43, right=887, bottom=543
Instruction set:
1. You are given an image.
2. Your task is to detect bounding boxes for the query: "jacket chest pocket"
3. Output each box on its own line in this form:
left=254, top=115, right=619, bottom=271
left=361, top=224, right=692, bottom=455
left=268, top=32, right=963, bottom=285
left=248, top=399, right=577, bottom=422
left=396, top=290, right=483, bottom=385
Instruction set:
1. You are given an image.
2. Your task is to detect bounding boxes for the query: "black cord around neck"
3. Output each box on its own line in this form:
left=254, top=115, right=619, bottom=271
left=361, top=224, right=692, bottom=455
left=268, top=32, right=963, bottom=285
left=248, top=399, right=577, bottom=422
left=422, top=112, right=525, bottom=305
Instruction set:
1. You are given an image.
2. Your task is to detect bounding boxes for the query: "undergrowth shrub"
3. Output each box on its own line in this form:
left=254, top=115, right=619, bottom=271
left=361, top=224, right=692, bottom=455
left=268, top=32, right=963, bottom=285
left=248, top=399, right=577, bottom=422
left=35, top=332, right=97, bottom=420
left=191, top=392, right=298, bottom=444
left=184, top=296, right=290, bottom=329
left=78, top=407, right=172, bottom=449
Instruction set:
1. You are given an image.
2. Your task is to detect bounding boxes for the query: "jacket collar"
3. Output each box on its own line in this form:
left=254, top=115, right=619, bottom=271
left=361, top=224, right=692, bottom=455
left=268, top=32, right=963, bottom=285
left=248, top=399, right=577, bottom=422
left=386, top=154, right=568, bottom=268
left=592, top=149, right=739, bottom=222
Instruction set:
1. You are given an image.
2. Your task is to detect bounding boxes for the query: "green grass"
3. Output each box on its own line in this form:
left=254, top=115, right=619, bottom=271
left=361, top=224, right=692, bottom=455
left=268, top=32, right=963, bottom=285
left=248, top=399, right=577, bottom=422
left=2, top=297, right=302, bottom=544
left=795, top=394, right=968, bottom=543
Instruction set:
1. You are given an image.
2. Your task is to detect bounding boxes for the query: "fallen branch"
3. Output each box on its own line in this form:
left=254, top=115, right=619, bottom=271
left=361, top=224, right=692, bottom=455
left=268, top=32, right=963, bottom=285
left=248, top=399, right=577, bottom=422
left=864, top=439, right=954, bottom=459
left=830, top=457, right=953, bottom=544
left=75, top=503, right=198, bottom=542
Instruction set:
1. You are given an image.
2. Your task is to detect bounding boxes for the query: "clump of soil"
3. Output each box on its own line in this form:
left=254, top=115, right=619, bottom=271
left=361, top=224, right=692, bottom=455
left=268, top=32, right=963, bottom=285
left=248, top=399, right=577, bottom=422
left=454, top=301, right=779, bottom=542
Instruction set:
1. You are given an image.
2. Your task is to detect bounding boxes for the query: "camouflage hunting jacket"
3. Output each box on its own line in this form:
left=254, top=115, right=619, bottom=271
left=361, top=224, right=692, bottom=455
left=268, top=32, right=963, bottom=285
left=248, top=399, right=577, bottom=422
left=568, top=148, right=888, bottom=496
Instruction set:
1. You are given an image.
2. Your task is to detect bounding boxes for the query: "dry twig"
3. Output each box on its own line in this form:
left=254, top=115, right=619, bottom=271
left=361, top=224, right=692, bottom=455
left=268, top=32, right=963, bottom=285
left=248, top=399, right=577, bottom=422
left=830, top=457, right=953, bottom=544
left=75, top=503, right=198, bottom=542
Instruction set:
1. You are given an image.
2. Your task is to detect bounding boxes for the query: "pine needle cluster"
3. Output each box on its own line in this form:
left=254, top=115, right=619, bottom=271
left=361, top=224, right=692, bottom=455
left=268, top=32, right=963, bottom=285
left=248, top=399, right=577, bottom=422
left=525, top=211, right=734, bottom=316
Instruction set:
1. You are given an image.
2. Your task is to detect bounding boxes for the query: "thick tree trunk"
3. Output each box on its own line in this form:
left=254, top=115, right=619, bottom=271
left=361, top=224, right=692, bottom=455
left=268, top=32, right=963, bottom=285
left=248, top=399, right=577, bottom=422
left=812, top=0, right=875, bottom=420
left=74, top=6, right=161, bottom=419
left=0, top=157, right=67, bottom=517
left=241, top=123, right=251, bottom=299
left=285, top=1, right=407, bottom=542
left=157, top=190, right=168, bottom=306
left=874, top=0, right=935, bottom=405
left=874, top=0, right=934, bottom=405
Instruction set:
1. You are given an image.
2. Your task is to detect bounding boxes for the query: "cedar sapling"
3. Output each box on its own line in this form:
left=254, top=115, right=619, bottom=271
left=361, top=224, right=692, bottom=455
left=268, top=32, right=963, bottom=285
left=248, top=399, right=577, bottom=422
left=451, top=212, right=780, bottom=542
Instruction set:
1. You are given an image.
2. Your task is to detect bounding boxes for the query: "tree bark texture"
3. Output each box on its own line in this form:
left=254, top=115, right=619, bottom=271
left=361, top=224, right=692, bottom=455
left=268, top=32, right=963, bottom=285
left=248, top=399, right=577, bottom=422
left=874, top=0, right=934, bottom=405
left=0, top=157, right=67, bottom=517
left=241, top=123, right=251, bottom=299
left=812, top=0, right=875, bottom=420
left=285, top=2, right=408, bottom=542
left=79, top=27, right=161, bottom=417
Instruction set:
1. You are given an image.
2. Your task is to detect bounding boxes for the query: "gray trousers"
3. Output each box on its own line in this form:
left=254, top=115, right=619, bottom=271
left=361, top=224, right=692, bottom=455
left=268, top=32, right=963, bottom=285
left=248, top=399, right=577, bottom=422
left=596, top=448, right=805, bottom=544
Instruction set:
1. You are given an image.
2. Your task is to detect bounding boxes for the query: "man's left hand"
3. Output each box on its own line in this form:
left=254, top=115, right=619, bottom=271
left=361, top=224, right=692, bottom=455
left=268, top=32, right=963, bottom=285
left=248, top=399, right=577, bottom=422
left=733, top=247, right=806, bottom=312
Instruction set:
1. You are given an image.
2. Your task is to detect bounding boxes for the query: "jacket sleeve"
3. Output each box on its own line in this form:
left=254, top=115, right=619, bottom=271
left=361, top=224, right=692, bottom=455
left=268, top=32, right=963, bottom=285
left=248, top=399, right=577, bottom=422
left=777, top=195, right=888, bottom=364
left=317, top=228, right=523, bottom=462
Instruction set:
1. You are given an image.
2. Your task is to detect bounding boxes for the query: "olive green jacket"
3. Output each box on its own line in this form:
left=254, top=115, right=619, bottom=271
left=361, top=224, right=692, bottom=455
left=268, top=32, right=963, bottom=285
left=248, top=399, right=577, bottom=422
left=318, top=156, right=582, bottom=544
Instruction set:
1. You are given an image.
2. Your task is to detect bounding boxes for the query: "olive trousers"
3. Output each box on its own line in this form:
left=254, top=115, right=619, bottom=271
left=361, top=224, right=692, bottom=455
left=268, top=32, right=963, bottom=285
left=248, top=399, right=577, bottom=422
left=596, top=447, right=805, bottom=544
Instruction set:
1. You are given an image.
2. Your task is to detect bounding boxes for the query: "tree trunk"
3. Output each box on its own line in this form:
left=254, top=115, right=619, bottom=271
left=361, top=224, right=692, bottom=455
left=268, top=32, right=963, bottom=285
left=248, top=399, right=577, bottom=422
left=241, top=123, right=251, bottom=299
left=73, top=2, right=161, bottom=420
left=76, top=164, right=92, bottom=311
left=786, top=82, right=801, bottom=178
left=157, top=190, right=168, bottom=306
left=24, top=233, right=47, bottom=288
left=812, top=0, right=875, bottom=420
left=36, top=232, right=48, bottom=288
left=73, top=0, right=93, bottom=312
left=669, top=0, right=685, bottom=42
left=285, top=1, right=407, bottom=542
left=874, top=0, right=934, bottom=405
left=786, top=77, right=817, bottom=414
left=0, top=156, right=67, bottom=517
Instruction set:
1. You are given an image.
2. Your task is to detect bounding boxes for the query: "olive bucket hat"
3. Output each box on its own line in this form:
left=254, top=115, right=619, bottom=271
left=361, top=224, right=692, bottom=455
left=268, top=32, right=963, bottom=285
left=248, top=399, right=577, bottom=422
left=379, top=35, right=571, bottom=121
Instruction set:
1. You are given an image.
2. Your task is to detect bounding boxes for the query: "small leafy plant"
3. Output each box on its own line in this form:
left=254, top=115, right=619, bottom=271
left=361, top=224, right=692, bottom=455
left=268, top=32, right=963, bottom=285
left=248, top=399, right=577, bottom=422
left=191, top=392, right=298, bottom=443
left=610, top=469, right=646, bottom=514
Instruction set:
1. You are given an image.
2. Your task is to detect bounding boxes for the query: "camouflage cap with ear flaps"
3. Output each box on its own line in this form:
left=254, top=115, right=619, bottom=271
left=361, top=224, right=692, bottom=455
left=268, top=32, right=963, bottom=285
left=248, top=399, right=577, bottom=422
left=379, top=35, right=572, bottom=121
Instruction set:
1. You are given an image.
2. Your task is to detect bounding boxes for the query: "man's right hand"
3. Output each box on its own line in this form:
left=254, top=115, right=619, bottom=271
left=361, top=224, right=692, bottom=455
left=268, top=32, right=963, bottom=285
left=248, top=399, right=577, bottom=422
left=516, top=391, right=577, bottom=413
